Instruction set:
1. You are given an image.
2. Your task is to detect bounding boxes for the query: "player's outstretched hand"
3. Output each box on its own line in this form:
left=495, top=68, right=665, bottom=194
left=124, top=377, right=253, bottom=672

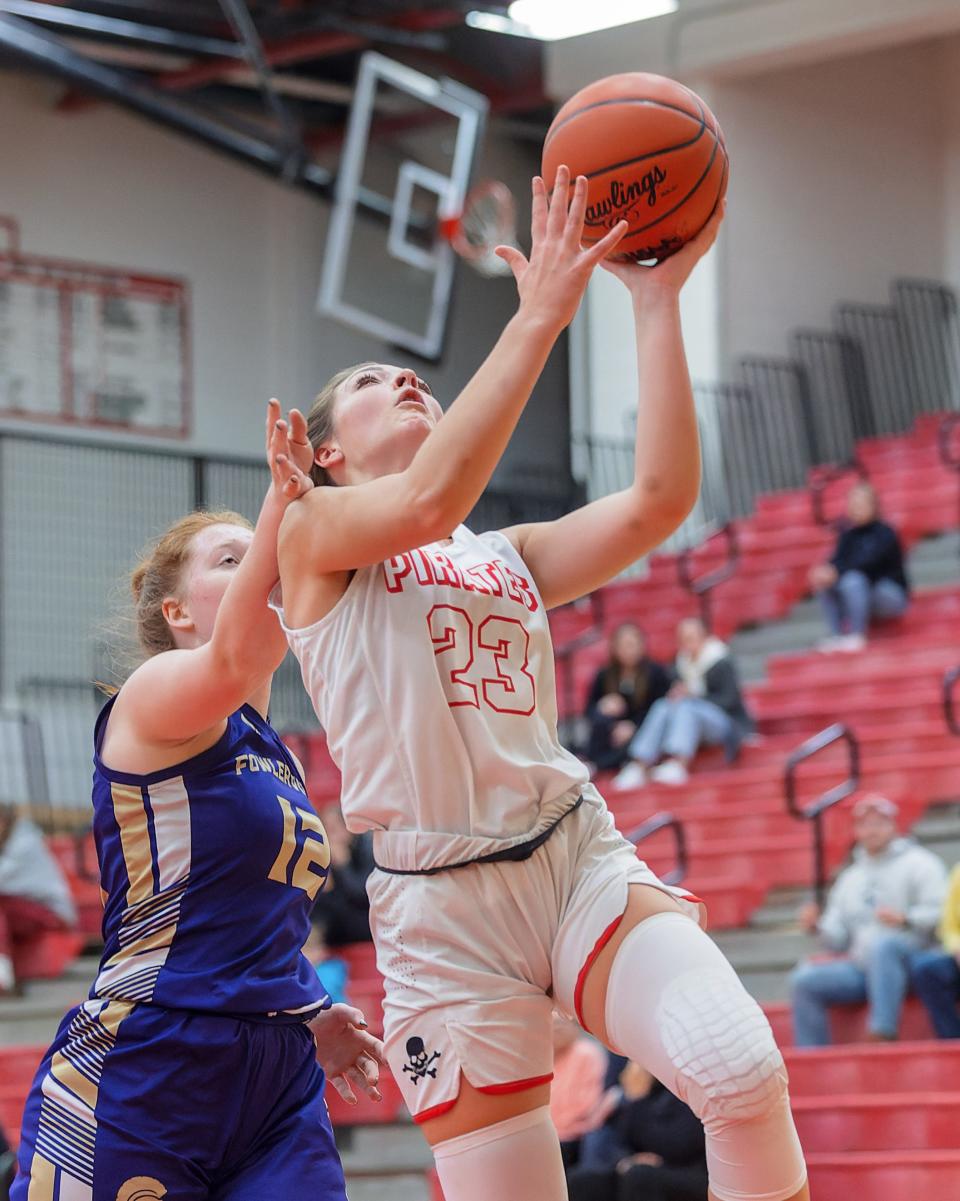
left=601, top=198, right=726, bottom=302
left=266, top=398, right=314, bottom=504
left=309, top=1003, right=386, bottom=1105
left=496, top=165, right=628, bottom=332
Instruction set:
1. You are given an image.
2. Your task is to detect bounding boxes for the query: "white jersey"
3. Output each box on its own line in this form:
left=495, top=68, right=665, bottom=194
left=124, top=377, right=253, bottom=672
left=273, top=525, right=589, bottom=872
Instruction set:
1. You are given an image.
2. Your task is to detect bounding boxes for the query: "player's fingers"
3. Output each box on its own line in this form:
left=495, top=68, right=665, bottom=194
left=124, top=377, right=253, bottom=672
left=265, top=397, right=280, bottom=450
left=346, top=1065, right=381, bottom=1102
left=330, top=1075, right=357, bottom=1106
left=546, top=164, right=570, bottom=239
left=352, top=1028, right=386, bottom=1063
left=356, top=1052, right=380, bottom=1086
left=288, top=407, right=310, bottom=444
left=494, top=245, right=528, bottom=283
left=530, top=175, right=548, bottom=245
left=336, top=1004, right=369, bottom=1030
left=584, top=220, right=629, bottom=266
left=564, top=175, right=588, bottom=246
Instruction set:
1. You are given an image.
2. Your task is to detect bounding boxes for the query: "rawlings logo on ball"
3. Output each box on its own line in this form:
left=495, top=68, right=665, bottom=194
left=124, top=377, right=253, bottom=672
left=585, top=166, right=667, bottom=229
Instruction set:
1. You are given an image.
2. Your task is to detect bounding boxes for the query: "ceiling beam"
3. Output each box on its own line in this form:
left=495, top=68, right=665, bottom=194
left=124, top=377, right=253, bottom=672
left=153, top=6, right=467, bottom=92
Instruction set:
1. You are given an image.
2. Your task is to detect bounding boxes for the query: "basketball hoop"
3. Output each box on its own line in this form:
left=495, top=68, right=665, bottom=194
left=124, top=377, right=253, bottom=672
left=440, top=180, right=518, bottom=278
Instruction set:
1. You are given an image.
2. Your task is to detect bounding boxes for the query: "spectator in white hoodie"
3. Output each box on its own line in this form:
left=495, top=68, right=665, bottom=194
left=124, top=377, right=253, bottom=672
left=0, top=805, right=77, bottom=995
left=789, top=793, right=946, bottom=1046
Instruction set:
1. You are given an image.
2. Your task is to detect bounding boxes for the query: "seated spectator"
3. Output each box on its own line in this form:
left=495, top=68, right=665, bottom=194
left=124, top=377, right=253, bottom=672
left=550, top=1012, right=610, bottom=1168
left=582, top=624, right=670, bottom=776
left=809, top=482, right=909, bottom=653
left=789, top=793, right=946, bottom=1046
left=0, top=805, right=77, bottom=996
left=310, top=804, right=375, bottom=947
left=911, top=861, right=960, bottom=1038
left=567, top=1061, right=707, bottom=1201
left=612, top=617, right=753, bottom=788
left=303, top=917, right=349, bottom=1006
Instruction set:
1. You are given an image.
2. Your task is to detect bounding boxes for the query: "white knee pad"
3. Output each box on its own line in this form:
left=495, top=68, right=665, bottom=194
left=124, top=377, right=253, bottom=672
left=432, top=1106, right=566, bottom=1201
left=605, top=912, right=807, bottom=1201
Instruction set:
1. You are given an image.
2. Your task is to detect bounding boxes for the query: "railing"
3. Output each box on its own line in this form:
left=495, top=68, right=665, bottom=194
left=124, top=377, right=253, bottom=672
left=784, top=723, right=860, bottom=907
left=627, top=811, right=687, bottom=887
left=944, top=666, right=960, bottom=738
left=676, top=522, right=739, bottom=629
left=554, top=621, right=605, bottom=736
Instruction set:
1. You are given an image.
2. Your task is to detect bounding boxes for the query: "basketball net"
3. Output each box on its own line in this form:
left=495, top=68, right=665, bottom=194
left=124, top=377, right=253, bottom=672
left=440, top=180, right=518, bottom=278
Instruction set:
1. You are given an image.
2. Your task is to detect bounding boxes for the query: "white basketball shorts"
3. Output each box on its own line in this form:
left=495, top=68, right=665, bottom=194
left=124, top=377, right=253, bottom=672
left=366, top=785, right=704, bottom=1123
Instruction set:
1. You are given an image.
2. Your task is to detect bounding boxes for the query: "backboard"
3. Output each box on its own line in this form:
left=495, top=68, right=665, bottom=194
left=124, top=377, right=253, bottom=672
left=317, top=52, right=489, bottom=361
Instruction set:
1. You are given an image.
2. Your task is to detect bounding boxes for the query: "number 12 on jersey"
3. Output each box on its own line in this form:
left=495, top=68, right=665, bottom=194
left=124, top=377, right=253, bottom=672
left=428, top=604, right=536, bottom=715
left=268, top=796, right=331, bottom=899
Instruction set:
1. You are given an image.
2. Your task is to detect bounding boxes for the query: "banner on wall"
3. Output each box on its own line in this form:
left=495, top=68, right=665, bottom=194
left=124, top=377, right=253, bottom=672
left=0, top=216, right=190, bottom=438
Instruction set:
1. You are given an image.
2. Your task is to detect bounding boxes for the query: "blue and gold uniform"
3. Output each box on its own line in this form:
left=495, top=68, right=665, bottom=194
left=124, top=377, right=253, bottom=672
left=13, top=697, right=346, bottom=1201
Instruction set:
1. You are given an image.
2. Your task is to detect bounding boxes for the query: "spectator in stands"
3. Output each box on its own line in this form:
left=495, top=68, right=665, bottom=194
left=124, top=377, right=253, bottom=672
left=550, top=1011, right=610, bottom=1168
left=566, top=1060, right=708, bottom=1201
left=911, top=861, right=960, bottom=1038
left=612, top=617, right=753, bottom=788
left=0, top=805, right=76, bottom=996
left=789, top=793, right=946, bottom=1046
left=810, top=482, right=909, bottom=653
left=310, top=804, right=374, bottom=946
left=582, top=624, right=670, bottom=776
left=303, top=917, right=349, bottom=1006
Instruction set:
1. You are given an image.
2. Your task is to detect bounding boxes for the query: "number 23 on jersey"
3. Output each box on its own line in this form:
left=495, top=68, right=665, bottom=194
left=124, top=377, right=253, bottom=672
left=428, top=604, right=537, bottom=715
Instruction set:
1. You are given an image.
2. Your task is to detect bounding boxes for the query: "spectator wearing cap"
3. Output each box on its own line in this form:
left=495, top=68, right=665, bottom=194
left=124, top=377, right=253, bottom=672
left=910, top=863, right=960, bottom=1038
left=809, top=482, right=909, bottom=654
left=789, top=794, right=946, bottom=1046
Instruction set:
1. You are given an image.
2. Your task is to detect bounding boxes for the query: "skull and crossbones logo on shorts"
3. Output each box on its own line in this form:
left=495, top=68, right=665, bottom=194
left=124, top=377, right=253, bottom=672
left=403, top=1036, right=441, bottom=1084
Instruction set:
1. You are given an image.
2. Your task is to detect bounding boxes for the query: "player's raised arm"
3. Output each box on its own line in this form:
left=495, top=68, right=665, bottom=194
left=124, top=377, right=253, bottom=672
left=279, top=167, right=628, bottom=578
left=503, top=201, right=725, bottom=610
left=112, top=400, right=313, bottom=745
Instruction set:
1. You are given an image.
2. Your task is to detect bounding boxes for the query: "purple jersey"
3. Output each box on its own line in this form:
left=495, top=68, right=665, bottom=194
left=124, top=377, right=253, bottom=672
left=89, top=695, right=329, bottom=1019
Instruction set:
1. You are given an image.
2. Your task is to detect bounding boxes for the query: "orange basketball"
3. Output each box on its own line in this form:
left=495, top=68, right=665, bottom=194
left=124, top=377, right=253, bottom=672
left=542, top=72, right=728, bottom=262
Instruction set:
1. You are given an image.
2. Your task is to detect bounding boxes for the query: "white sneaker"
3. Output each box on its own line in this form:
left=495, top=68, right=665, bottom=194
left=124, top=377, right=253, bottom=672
left=651, top=758, right=689, bottom=785
left=836, top=633, right=866, bottom=653
left=612, top=762, right=647, bottom=791
left=0, top=953, right=13, bottom=994
left=817, top=636, right=845, bottom=653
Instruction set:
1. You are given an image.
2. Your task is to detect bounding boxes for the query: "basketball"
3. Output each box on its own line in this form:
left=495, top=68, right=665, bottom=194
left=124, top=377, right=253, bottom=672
left=542, top=72, right=728, bottom=262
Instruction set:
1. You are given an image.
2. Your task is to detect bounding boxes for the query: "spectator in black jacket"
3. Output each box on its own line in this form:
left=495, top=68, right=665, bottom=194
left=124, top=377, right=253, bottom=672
left=583, top=624, right=670, bottom=776
left=613, top=618, right=753, bottom=788
left=810, top=482, right=909, bottom=653
left=310, top=804, right=375, bottom=946
left=566, top=1061, right=708, bottom=1201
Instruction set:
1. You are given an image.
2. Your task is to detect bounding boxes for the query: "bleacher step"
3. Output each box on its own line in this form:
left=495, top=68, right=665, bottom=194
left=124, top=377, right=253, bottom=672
left=342, top=1173, right=431, bottom=1201
left=337, top=1123, right=432, bottom=1175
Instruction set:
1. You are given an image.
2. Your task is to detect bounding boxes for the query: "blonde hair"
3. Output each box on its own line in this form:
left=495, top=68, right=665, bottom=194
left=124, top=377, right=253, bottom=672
left=306, top=362, right=377, bottom=486
left=130, top=509, right=252, bottom=658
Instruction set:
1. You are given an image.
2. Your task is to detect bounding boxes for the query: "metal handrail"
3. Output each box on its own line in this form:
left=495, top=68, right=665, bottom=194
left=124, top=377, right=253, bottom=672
left=554, top=625, right=605, bottom=729
left=809, top=460, right=868, bottom=527
left=944, top=666, right=960, bottom=737
left=627, top=812, right=687, bottom=887
left=676, top=522, right=739, bottom=630
left=784, top=723, right=860, bottom=906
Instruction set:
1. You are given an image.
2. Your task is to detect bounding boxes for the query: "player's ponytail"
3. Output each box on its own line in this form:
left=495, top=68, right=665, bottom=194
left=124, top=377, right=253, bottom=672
left=306, top=362, right=377, bottom=487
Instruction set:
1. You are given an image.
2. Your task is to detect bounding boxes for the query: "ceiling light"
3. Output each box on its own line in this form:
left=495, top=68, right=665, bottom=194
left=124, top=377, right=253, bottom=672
left=466, top=0, right=677, bottom=40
